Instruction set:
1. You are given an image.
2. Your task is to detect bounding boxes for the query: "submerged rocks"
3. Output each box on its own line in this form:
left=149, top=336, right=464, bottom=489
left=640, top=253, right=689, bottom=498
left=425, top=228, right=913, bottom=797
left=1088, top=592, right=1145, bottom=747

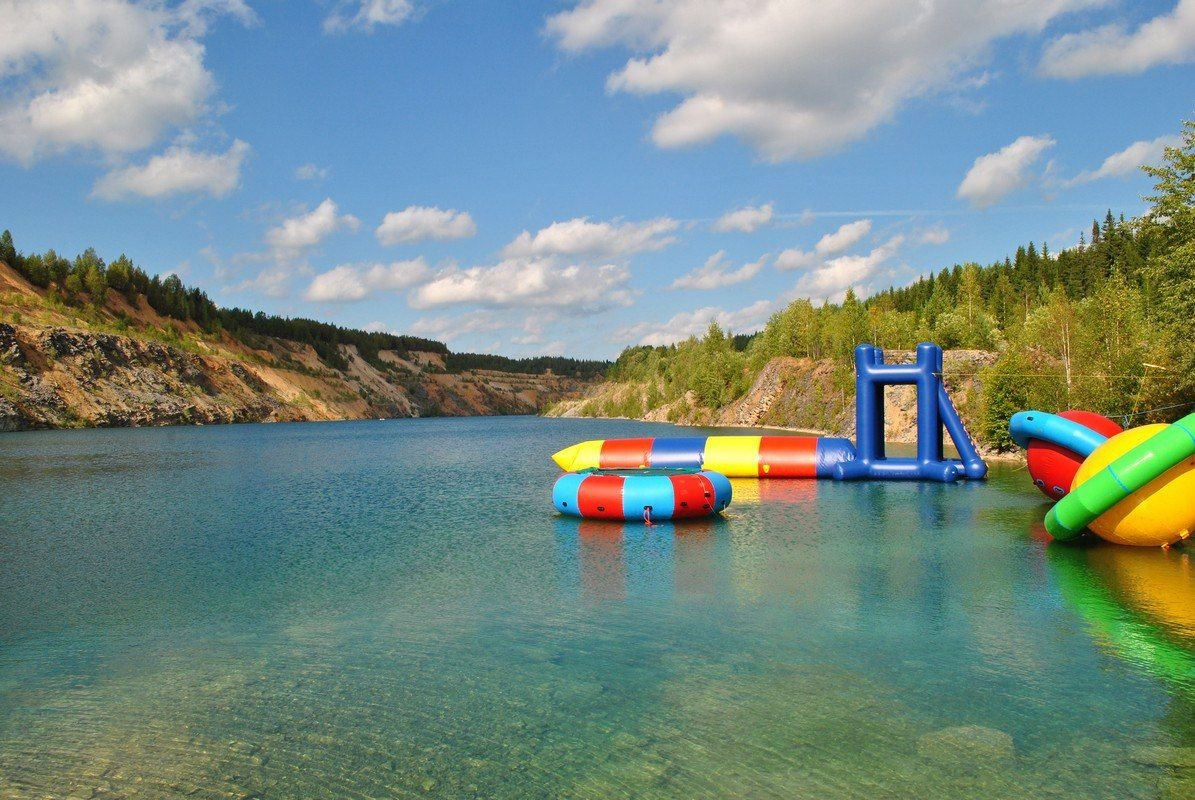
left=1129, top=746, right=1195, bottom=768
left=917, top=724, right=1016, bottom=766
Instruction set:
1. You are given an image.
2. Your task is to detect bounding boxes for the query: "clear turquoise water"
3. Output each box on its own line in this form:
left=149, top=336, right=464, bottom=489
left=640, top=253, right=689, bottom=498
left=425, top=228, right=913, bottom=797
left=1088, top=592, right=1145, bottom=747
left=1, top=417, right=1192, bottom=799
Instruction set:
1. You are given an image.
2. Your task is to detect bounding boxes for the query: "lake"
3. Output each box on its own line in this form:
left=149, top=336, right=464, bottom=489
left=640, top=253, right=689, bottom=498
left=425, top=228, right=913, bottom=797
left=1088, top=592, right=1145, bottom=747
left=1, top=416, right=1192, bottom=798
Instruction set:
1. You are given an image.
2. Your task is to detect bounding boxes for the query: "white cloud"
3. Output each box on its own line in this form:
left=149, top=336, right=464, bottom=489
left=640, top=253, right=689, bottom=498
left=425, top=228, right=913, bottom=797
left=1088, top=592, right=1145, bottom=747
left=295, top=163, right=329, bottom=181
left=775, top=248, right=816, bottom=271
left=501, top=217, right=678, bottom=259
left=0, top=0, right=255, bottom=164
left=546, top=0, right=1100, bottom=162
left=917, top=225, right=951, bottom=245
left=671, top=251, right=766, bottom=290
left=793, top=235, right=904, bottom=301
left=1065, top=135, right=1181, bottom=185
left=92, top=139, right=250, bottom=200
left=265, top=198, right=360, bottom=256
left=304, top=258, right=432, bottom=302
left=324, top=0, right=418, bottom=34
left=618, top=300, right=775, bottom=347
left=1040, top=0, right=1195, bottom=78
left=409, top=310, right=523, bottom=342
left=775, top=219, right=872, bottom=270
left=376, top=206, right=477, bottom=245
left=712, top=203, right=774, bottom=233
left=410, top=258, right=634, bottom=311
left=957, top=135, right=1056, bottom=208
left=814, top=219, right=872, bottom=255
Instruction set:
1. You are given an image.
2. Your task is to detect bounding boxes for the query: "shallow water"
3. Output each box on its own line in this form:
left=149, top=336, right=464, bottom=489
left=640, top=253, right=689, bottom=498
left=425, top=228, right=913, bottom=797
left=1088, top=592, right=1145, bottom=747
left=1, top=416, right=1192, bottom=799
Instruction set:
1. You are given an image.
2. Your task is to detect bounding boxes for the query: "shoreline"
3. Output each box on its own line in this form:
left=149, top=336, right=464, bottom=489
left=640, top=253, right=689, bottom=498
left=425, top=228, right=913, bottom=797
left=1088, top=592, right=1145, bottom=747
left=546, top=412, right=1027, bottom=463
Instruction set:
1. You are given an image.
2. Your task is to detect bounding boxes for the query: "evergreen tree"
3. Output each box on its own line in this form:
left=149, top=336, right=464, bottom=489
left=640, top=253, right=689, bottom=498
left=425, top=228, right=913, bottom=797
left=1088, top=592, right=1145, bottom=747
left=0, top=229, right=16, bottom=266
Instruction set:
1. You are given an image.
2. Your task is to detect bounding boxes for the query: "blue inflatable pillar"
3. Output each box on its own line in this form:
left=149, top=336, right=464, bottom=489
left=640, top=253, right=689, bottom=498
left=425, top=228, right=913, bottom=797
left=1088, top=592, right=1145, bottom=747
left=834, top=342, right=987, bottom=482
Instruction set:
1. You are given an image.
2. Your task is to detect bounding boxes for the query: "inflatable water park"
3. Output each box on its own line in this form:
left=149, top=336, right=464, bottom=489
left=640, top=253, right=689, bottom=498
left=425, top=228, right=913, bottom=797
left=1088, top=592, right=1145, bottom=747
left=1010, top=408, right=1195, bottom=548
left=551, top=340, right=1195, bottom=549
left=552, top=342, right=987, bottom=521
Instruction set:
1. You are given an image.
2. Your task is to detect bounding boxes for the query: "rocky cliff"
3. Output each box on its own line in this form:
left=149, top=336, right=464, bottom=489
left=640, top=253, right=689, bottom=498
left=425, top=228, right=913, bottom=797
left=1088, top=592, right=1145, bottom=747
left=0, top=265, right=591, bottom=433
left=547, top=349, right=1000, bottom=453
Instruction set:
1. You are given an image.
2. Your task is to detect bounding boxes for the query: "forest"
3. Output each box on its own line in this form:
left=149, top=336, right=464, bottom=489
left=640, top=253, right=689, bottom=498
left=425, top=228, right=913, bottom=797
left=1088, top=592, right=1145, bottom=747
left=604, top=120, right=1195, bottom=450
left=0, top=232, right=607, bottom=379
left=4, top=119, right=1192, bottom=438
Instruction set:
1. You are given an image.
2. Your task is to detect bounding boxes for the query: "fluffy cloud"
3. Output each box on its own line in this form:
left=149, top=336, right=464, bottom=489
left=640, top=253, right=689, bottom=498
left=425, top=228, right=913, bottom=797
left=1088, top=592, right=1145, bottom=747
left=917, top=225, right=951, bottom=245
left=712, top=203, right=774, bottom=233
left=410, top=258, right=634, bottom=311
left=92, top=139, right=250, bottom=200
left=295, top=163, right=329, bottom=181
left=502, top=217, right=678, bottom=259
left=0, top=0, right=255, bottom=163
left=957, top=135, right=1055, bottom=208
left=813, top=219, right=872, bottom=255
left=546, top=0, right=1099, bottom=161
left=304, top=258, right=431, bottom=302
left=265, top=198, right=360, bottom=256
left=618, top=300, right=775, bottom=347
left=1065, top=135, right=1181, bottom=185
left=1040, top=0, right=1195, bottom=78
left=793, top=235, right=904, bottom=301
left=775, top=219, right=872, bottom=270
left=409, top=310, right=529, bottom=342
left=324, top=0, right=417, bottom=33
left=671, top=251, right=766, bottom=290
left=376, top=206, right=477, bottom=245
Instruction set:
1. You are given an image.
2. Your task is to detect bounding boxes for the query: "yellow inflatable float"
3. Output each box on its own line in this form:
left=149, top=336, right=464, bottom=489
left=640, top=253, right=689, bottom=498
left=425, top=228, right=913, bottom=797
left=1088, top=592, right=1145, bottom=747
left=1067, top=424, right=1195, bottom=547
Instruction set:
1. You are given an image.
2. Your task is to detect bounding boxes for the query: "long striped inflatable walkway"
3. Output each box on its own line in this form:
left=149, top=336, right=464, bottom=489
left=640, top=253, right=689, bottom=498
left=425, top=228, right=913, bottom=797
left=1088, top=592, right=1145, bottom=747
left=551, top=436, right=857, bottom=479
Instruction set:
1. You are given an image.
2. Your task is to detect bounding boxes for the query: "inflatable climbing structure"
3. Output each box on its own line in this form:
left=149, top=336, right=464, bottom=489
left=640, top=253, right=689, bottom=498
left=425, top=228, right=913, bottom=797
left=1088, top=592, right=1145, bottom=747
left=553, top=342, right=987, bottom=483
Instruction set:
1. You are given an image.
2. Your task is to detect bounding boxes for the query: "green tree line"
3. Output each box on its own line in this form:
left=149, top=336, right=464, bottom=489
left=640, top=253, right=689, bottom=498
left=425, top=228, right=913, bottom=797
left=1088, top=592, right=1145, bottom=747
left=606, top=119, right=1195, bottom=448
left=0, top=233, right=607, bottom=378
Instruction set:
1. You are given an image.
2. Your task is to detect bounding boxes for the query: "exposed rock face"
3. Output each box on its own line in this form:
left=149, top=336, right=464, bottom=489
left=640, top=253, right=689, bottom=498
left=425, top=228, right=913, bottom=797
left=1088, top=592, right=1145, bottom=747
left=548, top=349, right=999, bottom=452
left=0, top=322, right=590, bottom=432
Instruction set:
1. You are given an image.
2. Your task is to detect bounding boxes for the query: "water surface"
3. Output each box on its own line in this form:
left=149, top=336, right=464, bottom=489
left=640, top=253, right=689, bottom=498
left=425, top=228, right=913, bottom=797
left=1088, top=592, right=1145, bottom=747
left=1, top=417, right=1192, bottom=798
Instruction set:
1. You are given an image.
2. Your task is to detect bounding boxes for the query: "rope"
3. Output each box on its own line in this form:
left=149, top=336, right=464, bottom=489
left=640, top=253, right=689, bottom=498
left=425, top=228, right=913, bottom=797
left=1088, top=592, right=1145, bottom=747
left=935, top=371, right=1179, bottom=380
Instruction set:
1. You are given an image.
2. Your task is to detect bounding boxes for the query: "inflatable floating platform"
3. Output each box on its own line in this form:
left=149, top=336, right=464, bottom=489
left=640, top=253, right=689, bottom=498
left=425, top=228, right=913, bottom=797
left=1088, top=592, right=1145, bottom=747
left=554, top=343, right=988, bottom=484
left=553, top=468, right=732, bottom=522
left=1010, top=408, right=1195, bottom=547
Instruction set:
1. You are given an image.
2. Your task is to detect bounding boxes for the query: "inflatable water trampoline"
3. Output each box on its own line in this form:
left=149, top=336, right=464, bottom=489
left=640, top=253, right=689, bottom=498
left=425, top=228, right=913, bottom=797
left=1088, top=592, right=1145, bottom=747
left=552, top=468, right=732, bottom=522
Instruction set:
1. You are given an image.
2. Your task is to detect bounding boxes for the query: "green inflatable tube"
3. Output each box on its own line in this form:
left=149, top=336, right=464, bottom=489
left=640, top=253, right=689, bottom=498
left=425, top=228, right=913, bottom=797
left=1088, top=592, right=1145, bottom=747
left=1045, top=411, right=1195, bottom=540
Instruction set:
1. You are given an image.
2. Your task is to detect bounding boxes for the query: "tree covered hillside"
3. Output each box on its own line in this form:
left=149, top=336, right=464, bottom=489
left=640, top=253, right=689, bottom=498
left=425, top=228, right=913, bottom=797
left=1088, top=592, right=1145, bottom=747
left=0, top=233, right=608, bottom=379
left=605, top=120, right=1195, bottom=449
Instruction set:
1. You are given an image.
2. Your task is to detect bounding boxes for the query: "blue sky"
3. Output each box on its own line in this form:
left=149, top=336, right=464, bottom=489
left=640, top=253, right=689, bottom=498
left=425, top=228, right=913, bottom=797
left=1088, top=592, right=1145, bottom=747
left=2, top=0, right=1193, bottom=358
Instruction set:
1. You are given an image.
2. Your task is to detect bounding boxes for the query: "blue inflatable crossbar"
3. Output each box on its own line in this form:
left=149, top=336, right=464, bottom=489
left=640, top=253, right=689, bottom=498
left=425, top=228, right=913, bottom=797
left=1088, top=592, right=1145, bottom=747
left=1008, top=411, right=1109, bottom=457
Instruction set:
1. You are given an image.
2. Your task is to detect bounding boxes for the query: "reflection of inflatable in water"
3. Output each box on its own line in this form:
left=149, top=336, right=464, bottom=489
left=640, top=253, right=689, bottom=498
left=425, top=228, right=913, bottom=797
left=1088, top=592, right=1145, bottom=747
left=553, top=517, right=728, bottom=601
left=1011, top=409, right=1195, bottom=547
left=553, top=343, right=987, bottom=484
left=552, top=468, right=732, bottom=521
left=726, top=476, right=819, bottom=506
left=1047, top=543, right=1195, bottom=688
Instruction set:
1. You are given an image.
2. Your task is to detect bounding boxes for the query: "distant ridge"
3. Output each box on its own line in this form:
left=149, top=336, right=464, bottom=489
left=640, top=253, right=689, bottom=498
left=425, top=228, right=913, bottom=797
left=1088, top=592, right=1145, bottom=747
left=0, top=237, right=604, bottom=432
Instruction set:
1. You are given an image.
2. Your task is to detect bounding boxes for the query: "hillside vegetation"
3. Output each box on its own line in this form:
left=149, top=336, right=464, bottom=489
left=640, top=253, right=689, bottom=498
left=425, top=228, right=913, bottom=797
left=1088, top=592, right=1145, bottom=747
left=0, top=258, right=597, bottom=431
left=553, top=120, right=1195, bottom=450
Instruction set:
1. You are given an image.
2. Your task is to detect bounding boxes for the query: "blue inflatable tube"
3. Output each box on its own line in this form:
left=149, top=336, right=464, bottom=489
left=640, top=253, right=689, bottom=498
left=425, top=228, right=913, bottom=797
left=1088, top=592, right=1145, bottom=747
left=553, top=468, right=732, bottom=522
left=1009, top=411, right=1108, bottom=457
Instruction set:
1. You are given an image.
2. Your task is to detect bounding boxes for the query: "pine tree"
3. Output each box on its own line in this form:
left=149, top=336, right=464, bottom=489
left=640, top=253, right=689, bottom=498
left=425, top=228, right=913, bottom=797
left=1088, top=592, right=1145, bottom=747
left=0, top=229, right=15, bottom=266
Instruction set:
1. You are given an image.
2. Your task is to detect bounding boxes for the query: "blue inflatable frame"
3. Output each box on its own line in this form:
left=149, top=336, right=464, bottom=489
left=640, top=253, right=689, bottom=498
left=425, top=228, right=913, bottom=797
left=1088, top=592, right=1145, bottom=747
left=834, top=343, right=988, bottom=482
